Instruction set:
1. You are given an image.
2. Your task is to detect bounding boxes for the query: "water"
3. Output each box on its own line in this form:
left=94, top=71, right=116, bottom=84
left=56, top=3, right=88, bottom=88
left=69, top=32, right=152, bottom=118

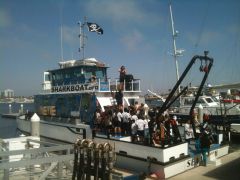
left=0, top=103, right=34, bottom=139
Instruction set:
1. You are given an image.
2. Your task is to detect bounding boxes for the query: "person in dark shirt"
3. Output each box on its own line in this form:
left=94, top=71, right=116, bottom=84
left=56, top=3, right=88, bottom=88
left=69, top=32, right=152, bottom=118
left=119, top=66, right=126, bottom=90
left=115, top=89, right=123, bottom=108
left=200, top=131, right=211, bottom=166
left=170, top=116, right=182, bottom=143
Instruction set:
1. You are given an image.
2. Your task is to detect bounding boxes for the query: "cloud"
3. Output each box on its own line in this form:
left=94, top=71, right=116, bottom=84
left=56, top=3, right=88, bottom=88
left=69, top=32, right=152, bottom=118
left=0, top=8, right=11, bottom=28
left=120, top=30, right=144, bottom=51
left=85, top=1, right=144, bottom=22
left=84, top=0, right=163, bottom=29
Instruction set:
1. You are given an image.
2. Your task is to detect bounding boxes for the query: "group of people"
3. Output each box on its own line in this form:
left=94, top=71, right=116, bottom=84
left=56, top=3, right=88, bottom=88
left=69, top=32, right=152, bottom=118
left=184, top=118, right=213, bottom=166
left=103, top=65, right=213, bottom=165
left=94, top=102, right=183, bottom=147
left=94, top=102, right=148, bottom=141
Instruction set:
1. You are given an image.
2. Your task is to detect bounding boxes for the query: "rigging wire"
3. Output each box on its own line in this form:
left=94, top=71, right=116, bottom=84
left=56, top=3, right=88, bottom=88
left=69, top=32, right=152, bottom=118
left=225, top=14, right=240, bottom=82
left=214, top=9, right=240, bottom=84
left=186, top=1, right=210, bottom=86
left=192, top=1, right=210, bottom=55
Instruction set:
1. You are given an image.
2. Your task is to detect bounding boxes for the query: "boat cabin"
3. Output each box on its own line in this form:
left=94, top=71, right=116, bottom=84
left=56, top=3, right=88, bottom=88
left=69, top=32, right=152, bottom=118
left=181, top=96, right=219, bottom=107
left=35, top=58, right=141, bottom=123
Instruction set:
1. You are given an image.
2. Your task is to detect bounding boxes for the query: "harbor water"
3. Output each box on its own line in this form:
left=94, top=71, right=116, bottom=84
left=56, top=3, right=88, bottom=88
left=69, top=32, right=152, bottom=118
left=0, top=103, right=34, bottom=139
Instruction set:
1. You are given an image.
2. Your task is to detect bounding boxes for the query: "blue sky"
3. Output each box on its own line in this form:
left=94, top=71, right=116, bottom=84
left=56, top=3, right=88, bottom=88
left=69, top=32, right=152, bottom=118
left=1, top=0, right=240, bottom=96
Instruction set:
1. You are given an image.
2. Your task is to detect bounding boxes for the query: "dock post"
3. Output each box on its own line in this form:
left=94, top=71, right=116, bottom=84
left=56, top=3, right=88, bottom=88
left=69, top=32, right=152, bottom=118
left=31, top=113, right=40, bottom=137
left=20, top=104, right=24, bottom=114
left=8, top=104, right=12, bottom=114
left=198, top=104, right=203, bottom=124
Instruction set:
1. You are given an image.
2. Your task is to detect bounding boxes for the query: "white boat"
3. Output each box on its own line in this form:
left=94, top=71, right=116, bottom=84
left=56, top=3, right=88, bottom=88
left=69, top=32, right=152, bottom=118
left=16, top=56, right=193, bottom=178
left=16, top=51, right=231, bottom=179
left=16, top=15, right=229, bottom=178
left=176, top=95, right=240, bottom=116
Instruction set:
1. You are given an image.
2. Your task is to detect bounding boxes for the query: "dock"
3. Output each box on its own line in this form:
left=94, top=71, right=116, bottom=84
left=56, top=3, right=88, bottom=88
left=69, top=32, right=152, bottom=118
left=0, top=135, right=239, bottom=179
left=0, top=136, right=140, bottom=180
left=1, top=113, right=19, bottom=119
left=168, top=144, right=240, bottom=180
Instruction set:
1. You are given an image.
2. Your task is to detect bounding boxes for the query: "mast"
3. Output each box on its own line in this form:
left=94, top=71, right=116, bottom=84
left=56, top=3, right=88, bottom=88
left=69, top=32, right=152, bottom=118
left=78, top=17, right=87, bottom=60
left=60, top=24, right=64, bottom=61
left=169, top=3, right=184, bottom=93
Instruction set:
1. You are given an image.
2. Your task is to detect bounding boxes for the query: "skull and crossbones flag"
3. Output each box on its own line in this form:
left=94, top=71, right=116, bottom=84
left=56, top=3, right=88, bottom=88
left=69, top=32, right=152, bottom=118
left=87, top=22, right=103, bottom=35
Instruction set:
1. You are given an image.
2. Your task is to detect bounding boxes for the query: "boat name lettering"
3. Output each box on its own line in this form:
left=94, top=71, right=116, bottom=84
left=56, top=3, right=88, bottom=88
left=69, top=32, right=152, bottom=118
left=186, top=155, right=201, bottom=168
left=51, top=84, right=98, bottom=92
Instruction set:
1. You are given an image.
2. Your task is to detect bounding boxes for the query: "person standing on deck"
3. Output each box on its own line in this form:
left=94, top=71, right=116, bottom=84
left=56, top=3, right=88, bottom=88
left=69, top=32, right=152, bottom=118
left=184, top=119, right=194, bottom=144
left=134, top=101, right=140, bottom=114
left=143, top=115, right=150, bottom=145
left=119, top=65, right=126, bottom=90
left=115, top=89, right=123, bottom=109
left=130, top=110, right=138, bottom=142
left=115, top=108, right=123, bottom=137
left=122, top=108, right=131, bottom=136
left=170, top=116, right=182, bottom=143
left=135, top=114, right=147, bottom=142
left=200, top=130, right=211, bottom=166
left=131, top=119, right=138, bottom=142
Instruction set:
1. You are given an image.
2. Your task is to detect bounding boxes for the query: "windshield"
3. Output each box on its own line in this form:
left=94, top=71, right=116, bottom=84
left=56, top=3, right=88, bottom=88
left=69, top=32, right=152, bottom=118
left=212, top=96, right=219, bottom=102
left=205, top=97, right=214, bottom=103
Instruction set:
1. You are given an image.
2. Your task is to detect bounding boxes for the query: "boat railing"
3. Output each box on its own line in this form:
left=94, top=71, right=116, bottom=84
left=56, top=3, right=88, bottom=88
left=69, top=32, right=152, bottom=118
left=41, top=78, right=141, bottom=94
left=120, top=79, right=141, bottom=92
left=98, top=78, right=141, bottom=92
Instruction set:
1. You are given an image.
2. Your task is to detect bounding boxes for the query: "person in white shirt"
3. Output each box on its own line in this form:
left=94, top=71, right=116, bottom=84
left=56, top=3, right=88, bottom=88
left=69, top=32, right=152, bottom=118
left=122, top=108, right=131, bottom=136
left=143, top=115, right=151, bottom=144
left=131, top=119, right=138, bottom=142
left=184, top=119, right=194, bottom=144
left=114, top=108, right=123, bottom=137
left=135, top=114, right=147, bottom=142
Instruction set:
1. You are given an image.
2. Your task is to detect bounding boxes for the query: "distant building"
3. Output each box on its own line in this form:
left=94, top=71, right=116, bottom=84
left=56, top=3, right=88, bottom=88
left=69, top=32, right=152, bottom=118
left=0, top=91, right=4, bottom=98
left=3, top=89, right=14, bottom=98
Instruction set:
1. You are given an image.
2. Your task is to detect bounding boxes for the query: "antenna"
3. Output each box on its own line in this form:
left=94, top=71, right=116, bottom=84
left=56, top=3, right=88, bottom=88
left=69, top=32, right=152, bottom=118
left=78, top=21, right=82, bottom=55
left=78, top=17, right=87, bottom=60
left=60, top=24, right=64, bottom=61
left=59, top=3, right=64, bottom=61
left=169, top=3, right=184, bottom=93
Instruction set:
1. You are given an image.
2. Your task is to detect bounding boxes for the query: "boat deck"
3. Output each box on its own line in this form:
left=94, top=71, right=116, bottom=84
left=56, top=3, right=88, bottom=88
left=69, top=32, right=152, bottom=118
left=168, top=143, right=240, bottom=180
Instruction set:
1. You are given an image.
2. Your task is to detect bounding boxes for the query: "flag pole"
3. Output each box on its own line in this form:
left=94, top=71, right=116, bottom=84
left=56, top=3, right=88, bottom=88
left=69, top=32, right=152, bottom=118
left=78, top=17, right=87, bottom=60
left=60, top=24, right=64, bottom=61
left=78, top=21, right=82, bottom=58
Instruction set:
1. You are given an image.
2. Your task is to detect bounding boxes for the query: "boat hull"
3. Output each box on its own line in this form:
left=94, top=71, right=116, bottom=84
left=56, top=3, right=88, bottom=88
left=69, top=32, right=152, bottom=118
left=16, top=117, right=229, bottom=179
left=16, top=118, right=188, bottom=163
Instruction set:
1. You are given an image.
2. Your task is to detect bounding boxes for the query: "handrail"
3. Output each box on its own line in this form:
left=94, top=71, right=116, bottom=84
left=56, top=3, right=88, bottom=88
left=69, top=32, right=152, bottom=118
left=42, top=78, right=141, bottom=93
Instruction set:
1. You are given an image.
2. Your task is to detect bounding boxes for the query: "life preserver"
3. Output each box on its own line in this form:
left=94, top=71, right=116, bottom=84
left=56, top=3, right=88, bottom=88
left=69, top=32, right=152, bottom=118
left=203, top=113, right=209, bottom=121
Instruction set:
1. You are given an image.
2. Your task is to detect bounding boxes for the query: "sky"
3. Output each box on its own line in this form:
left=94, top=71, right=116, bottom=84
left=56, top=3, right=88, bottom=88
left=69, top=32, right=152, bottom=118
left=0, top=0, right=240, bottom=96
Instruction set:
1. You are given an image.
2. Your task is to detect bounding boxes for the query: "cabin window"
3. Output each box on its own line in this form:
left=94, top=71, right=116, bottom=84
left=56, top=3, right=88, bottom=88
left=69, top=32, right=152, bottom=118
left=197, top=98, right=205, bottom=105
left=185, top=98, right=194, bottom=105
left=83, top=67, right=106, bottom=81
left=205, top=98, right=214, bottom=103
left=212, top=96, right=219, bottom=102
left=65, top=73, right=71, bottom=78
left=96, top=70, right=104, bottom=80
left=74, top=69, right=82, bottom=77
left=52, top=73, right=56, bottom=80
left=44, top=74, right=50, bottom=81
left=55, top=72, right=63, bottom=80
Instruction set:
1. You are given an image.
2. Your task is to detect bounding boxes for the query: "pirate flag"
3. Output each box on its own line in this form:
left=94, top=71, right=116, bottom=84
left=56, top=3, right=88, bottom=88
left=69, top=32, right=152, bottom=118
left=87, top=22, right=103, bottom=35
